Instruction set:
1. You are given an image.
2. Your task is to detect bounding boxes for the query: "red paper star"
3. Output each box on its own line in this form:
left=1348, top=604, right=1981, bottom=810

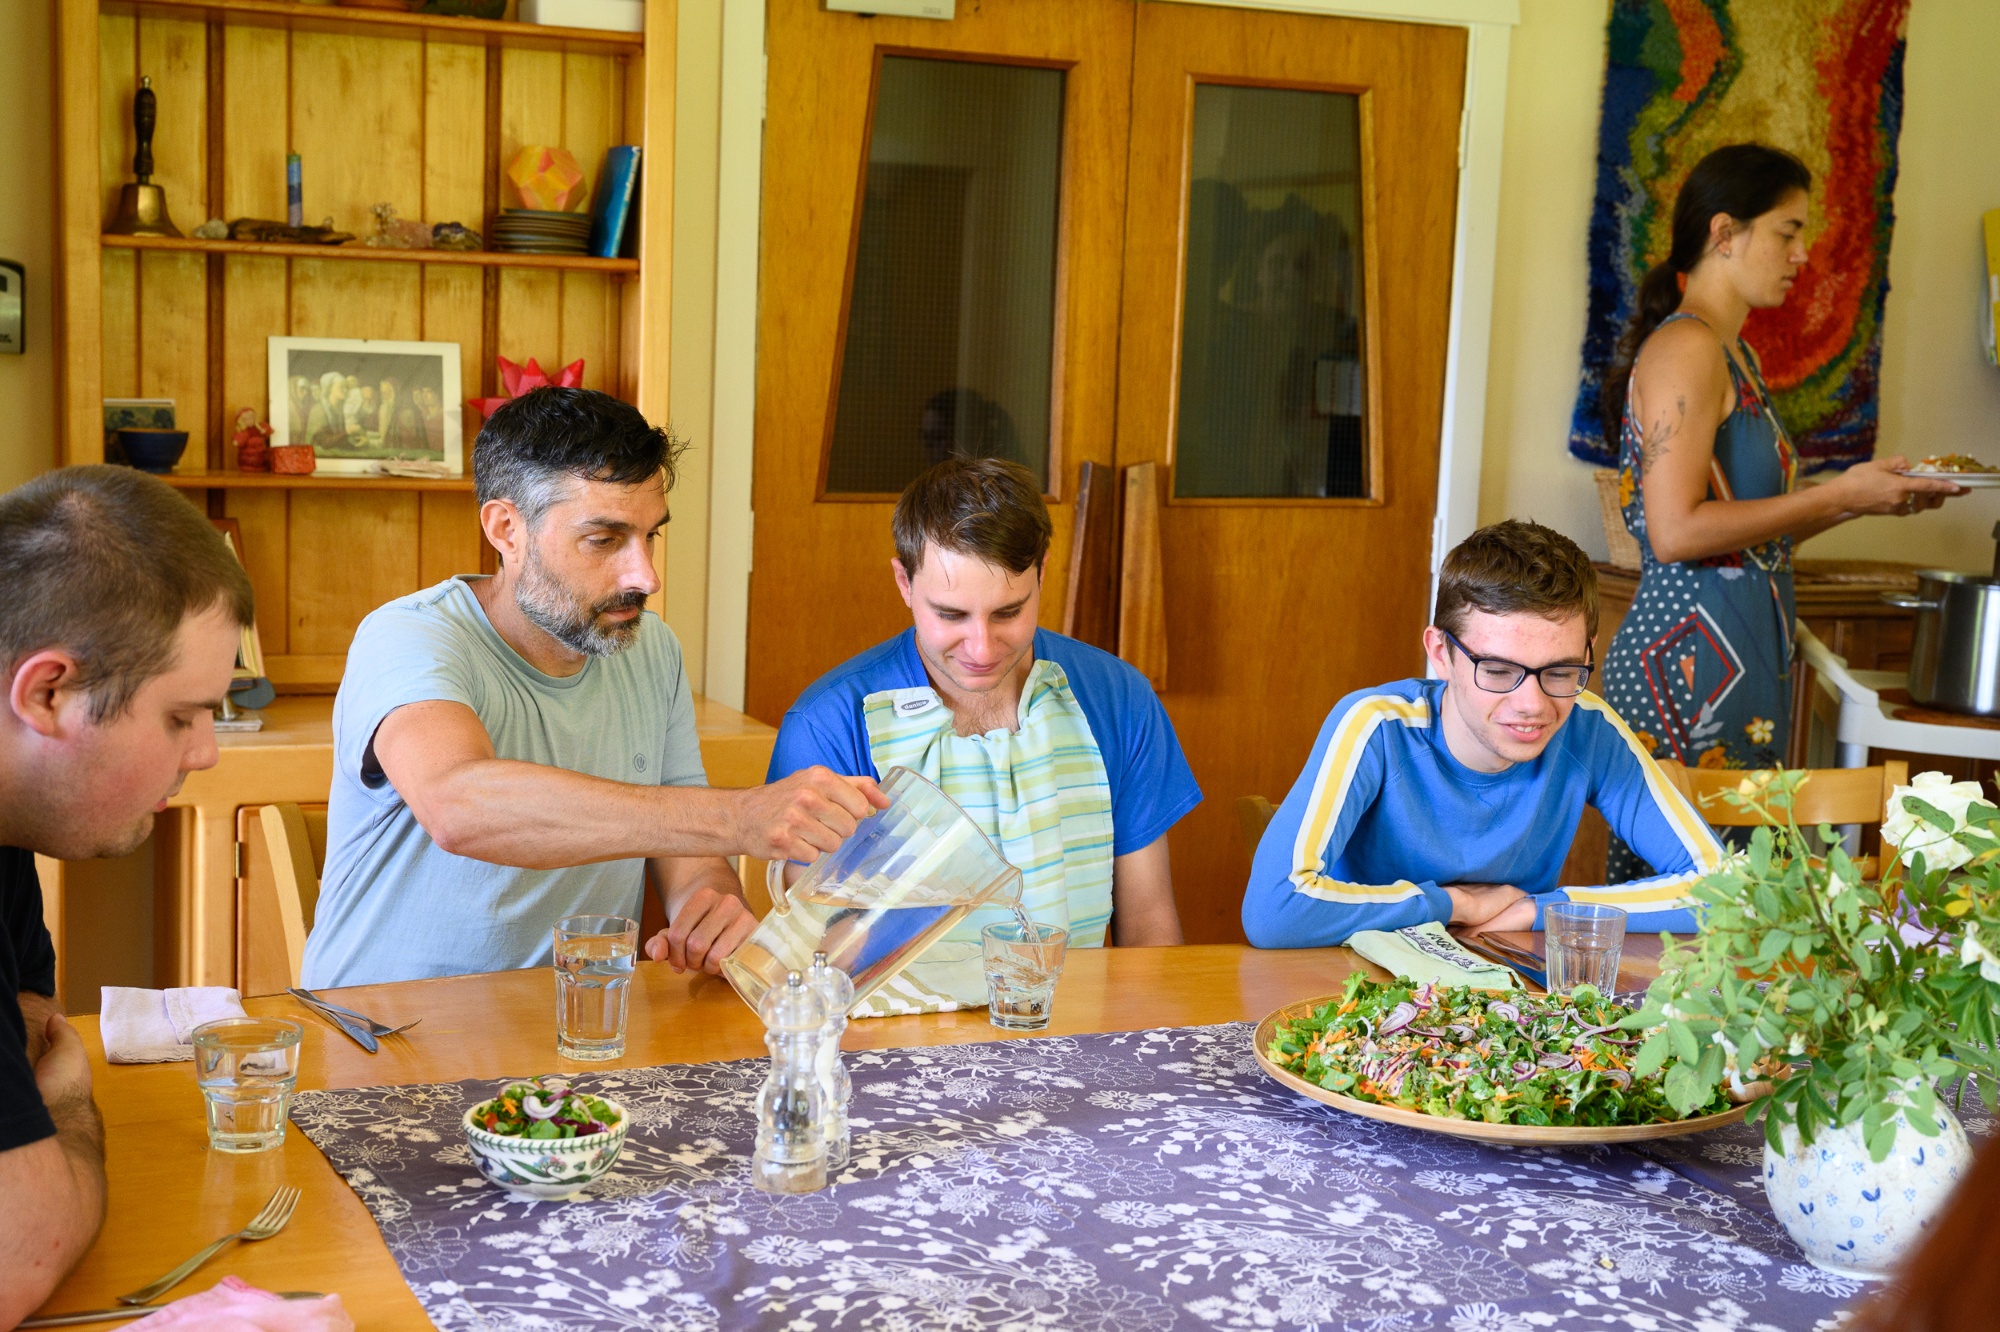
left=468, top=356, right=587, bottom=421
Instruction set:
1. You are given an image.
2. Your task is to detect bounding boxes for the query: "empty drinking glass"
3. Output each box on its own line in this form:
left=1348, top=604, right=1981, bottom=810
left=1545, top=902, right=1626, bottom=995
left=554, top=915, right=638, bottom=1061
left=981, top=920, right=1068, bottom=1031
left=192, top=1017, right=302, bottom=1153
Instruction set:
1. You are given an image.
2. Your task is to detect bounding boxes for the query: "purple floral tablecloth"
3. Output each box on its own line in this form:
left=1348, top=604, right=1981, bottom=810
left=289, top=1023, right=1971, bottom=1332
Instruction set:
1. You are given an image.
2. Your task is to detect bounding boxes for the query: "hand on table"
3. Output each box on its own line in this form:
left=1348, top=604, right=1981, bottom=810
left=733, top=767, right=889, bottom=864
left=1445, top=884, right=1536, bottom=936
left=645, top=885, right=759, bottom=975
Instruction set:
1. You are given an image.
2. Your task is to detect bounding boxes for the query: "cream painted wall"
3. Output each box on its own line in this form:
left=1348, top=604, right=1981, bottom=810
left=0, top=0, right=57, bottom=495
left=1478, top=0, right=2000, bottom=573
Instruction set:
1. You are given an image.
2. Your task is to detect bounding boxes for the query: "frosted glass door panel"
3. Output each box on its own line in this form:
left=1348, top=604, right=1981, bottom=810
left=1174, top=84, right=1367, bottom=499
left=823, top=56, right=1064, bottom=495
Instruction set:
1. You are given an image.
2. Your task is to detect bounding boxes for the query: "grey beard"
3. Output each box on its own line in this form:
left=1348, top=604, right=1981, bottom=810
left=514, top=549, right=642, bottom=659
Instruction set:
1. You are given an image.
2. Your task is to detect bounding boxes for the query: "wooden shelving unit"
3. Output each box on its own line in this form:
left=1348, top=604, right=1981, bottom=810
left=161, top=469, right=477, bottom=492
left=100, top=0, right=644, bottom=52
left=54, top=0, right=674, bottom=691
left=104, top=232, right=641, bottom=274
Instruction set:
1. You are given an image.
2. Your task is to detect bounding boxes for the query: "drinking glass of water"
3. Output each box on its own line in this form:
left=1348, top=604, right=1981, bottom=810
left=555, top=914, right=638, bottom=1061
left=981, top=920, right=1068, bottom=1031
left=192, top=1017, right=302, bottom=1153
left=1544, top=902, right=1626, bottom=996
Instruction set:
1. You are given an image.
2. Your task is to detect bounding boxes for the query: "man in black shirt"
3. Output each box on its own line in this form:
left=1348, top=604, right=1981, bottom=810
left=0, top=467, right=254, bottom=1324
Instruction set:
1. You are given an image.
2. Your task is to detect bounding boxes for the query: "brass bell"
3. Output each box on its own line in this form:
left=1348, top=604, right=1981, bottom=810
left=107, top=76, right=181, bottom=238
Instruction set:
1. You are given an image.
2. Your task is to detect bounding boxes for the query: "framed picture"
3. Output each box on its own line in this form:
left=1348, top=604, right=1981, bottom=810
left=267, top=336, right=464, bottom=476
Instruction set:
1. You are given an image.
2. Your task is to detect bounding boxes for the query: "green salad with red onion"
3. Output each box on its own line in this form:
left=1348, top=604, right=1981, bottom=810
left=471, top=1076, right=620, bottom=1139
left=1266, top=973, right=1730, bottom=1127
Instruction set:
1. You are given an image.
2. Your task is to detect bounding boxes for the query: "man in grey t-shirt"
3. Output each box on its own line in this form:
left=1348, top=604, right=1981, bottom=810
left=302, top=389, right=884, bottom=988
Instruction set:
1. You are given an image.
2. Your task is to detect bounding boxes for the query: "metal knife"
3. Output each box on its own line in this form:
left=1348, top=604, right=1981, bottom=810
left=1453, top=934, right=1550, bottom=990
left=22, top=1294, right=326, bottom=1327
left=287, top=987, right=379, bottom=1053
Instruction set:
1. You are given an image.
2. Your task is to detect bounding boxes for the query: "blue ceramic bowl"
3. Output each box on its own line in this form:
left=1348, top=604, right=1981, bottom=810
left=116, top=428, right=189, bottom=474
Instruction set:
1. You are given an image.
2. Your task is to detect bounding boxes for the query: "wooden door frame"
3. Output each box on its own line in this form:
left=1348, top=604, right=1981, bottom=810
left=700, top=0, right=1518, bottom=711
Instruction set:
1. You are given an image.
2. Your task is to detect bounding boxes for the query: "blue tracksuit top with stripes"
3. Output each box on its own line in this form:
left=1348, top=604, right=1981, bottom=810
left=1242, top=677, right=1724, bottom=947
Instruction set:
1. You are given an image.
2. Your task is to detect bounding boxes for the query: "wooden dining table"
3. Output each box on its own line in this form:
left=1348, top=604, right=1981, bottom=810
left=33, top=936, right=1663, bottom=1328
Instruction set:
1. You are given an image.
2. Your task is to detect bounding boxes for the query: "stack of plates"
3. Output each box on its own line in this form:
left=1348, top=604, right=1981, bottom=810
left=491, top=209, right=592, bottom=255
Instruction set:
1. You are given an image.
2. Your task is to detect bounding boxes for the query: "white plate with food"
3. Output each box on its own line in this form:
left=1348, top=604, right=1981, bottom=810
left=1898, top=455, right=2000, bottom=485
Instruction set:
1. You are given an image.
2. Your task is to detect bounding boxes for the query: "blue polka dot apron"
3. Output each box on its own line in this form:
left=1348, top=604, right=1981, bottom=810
left=851, top=658, right=1115, bottom=1015
left=1602, top=313, right=1798, bottom=778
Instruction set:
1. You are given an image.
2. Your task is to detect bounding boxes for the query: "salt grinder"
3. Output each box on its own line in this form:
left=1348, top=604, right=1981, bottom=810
left=805, top=951, right=854, bottom=1172
left=752, top=971, right=827, bottom=1194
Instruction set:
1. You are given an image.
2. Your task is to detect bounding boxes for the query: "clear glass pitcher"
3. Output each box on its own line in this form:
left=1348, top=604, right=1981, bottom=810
left=721, top=767, right=1024, bottom=1014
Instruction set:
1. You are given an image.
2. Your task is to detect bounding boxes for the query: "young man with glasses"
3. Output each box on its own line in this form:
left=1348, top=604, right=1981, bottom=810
left=1243, top=519, right=1721, bottom=947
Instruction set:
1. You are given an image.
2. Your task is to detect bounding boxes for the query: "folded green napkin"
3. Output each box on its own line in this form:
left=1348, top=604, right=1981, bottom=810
left=1347, top=921, right=1519, bottom=991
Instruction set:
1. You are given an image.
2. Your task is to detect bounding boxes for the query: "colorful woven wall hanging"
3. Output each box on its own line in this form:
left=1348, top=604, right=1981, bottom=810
left=1569, top=0, right=1910, bottom=471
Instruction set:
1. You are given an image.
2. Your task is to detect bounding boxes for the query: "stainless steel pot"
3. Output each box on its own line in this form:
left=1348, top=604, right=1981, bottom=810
left=1883, top=570, right=2000, bottom=716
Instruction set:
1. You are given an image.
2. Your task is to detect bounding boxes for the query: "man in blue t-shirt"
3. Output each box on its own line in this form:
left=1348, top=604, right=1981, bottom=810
left=769, top=458, right=1201, bottom=949
left=1244, top=519, right=1723, bottom=948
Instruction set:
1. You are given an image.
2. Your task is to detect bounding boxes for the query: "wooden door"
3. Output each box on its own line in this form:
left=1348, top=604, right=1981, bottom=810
left=1114, top=6, right=1466, bottom=941
left=744, top=0, right=1135, bottom=723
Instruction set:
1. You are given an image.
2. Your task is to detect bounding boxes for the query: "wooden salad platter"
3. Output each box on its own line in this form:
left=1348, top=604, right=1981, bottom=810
left=1252, top=994, right=1753, bottom=1145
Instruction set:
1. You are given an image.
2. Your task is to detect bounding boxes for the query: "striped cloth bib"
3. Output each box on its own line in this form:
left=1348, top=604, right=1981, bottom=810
left=854, top=658, right=1115, bottom=1016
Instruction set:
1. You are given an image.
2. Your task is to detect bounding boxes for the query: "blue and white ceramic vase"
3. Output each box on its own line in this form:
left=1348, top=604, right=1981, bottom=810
left=1762, top=1100, right=1971, bottom=1278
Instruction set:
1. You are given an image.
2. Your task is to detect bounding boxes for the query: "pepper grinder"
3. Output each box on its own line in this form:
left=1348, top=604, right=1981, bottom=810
left=751, top=971, right=828, bottom=1195
left=107, top=77, right=181, bottom=238
left=805, top=951, right=854, bottom=1172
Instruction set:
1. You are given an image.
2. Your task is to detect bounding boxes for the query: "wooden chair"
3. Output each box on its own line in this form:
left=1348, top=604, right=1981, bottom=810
left=257, top=803, right=326, bottom=989
left=1236, top=795, right=1277, bottom=873
left=1656, top=759, right=1908, bottom=877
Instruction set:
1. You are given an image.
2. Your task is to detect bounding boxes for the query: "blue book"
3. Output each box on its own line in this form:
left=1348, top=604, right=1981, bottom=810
left=589, top=146, right=641, bottom=259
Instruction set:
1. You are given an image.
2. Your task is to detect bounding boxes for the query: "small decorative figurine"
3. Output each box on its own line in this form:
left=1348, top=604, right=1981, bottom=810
left=107, top=77, right=181, bottom=237
left=231, top=407, right=274, bottom=472
left=363, top=203, right=434, bottom=250
left=193, top=218, right=229, bottom=240
left=468, top=355, right=586, bottom=422
left=430, top=221, right=482, bottom=251
left=506, top=146, right=587, bottom=213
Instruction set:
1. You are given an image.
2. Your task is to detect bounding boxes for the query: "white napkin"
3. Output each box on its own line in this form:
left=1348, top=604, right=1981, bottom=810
left=101, top=986, right=249, bottom=1063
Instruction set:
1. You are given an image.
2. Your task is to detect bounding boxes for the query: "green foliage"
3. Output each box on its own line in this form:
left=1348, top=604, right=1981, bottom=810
left=1625, top=771, right=2000, bottom=1162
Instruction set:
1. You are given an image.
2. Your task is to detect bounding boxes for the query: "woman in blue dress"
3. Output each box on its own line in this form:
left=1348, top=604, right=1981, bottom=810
left=1599, top=145, right=1958, bottom=873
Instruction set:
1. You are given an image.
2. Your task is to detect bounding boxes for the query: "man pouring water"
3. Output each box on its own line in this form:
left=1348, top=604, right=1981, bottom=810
left=300, top=389, right=886, bottom=988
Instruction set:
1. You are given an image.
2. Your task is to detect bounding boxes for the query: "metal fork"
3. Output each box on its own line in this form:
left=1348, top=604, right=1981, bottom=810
left=288, top=987, right=422, bottom=1038
left=115, top=1186, right=302, bottom=1305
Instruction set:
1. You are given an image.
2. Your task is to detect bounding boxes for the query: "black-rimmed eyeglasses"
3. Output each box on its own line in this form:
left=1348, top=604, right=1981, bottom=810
left=1442, top=629, right=1593, bottom=698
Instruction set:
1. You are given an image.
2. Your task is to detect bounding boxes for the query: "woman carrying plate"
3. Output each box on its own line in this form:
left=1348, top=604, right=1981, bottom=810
left=1598, top=144, right=1959, bottom=877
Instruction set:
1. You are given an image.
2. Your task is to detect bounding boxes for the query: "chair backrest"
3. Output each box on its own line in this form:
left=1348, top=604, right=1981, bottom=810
left=1656, top=761, right=1909, bottom=828
left=259, top=802, right=326, bottom=989
left=1236, top=795, right=1277, bottom=870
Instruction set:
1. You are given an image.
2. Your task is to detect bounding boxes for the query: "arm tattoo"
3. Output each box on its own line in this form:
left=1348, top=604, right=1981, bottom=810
left=1639, top=395, right=1686, bottom=474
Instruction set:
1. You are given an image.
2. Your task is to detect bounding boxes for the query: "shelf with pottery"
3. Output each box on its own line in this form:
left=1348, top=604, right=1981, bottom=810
left=98, top=0, right=645, bottom=54
left=55, top=0, right=675, bottom=698
left=101, top=232, right=641, bottom=274
left=160, top=468, right=478, bottom=492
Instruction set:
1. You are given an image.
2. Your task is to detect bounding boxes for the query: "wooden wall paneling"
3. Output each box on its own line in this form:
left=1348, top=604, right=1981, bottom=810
left=564, top=52, right=619, bottom=203
left=221, top=255, right=289, bottom=438
left=418, top=493, right=484, bottom=585
left=98, top=15, right=137, bottom=228
left=617, top=50, right=645, bottom=404
left=290, top=32, right=426, bottom=235
left=497, top=269, right=563, bottom=369
left=499, top=47, right=566, bottom=186
left=560, top=273, right=617, bottom=392
left=100, top=250, right=139, bottom=398
left=224, top=489, right=291, bottom=655
left=424, top=41, right=489, bottom=227
left=222, top=25, right=288, bottom=219
left=423, top=265, right=486, bottom=460
left=290, top=258, right=423, bottom=341
left=137, top=250, right=209, bottom=459
left=54, top=5, right=104, bottom=465
left=136, top=16, right=210, bottom=222
left=631, top=2, right=673, bottom=428
left=287, top=490, right=421, bottom=656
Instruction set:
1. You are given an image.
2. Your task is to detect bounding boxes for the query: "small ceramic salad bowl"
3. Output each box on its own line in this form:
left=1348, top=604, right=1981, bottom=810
left=462, top=1076, right=628, bottom=1201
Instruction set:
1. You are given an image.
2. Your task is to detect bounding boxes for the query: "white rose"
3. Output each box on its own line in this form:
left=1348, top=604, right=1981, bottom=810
left=1882, top=772, right=1989, bottom=872
left=1962, top=926, right=2000, bottom=985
